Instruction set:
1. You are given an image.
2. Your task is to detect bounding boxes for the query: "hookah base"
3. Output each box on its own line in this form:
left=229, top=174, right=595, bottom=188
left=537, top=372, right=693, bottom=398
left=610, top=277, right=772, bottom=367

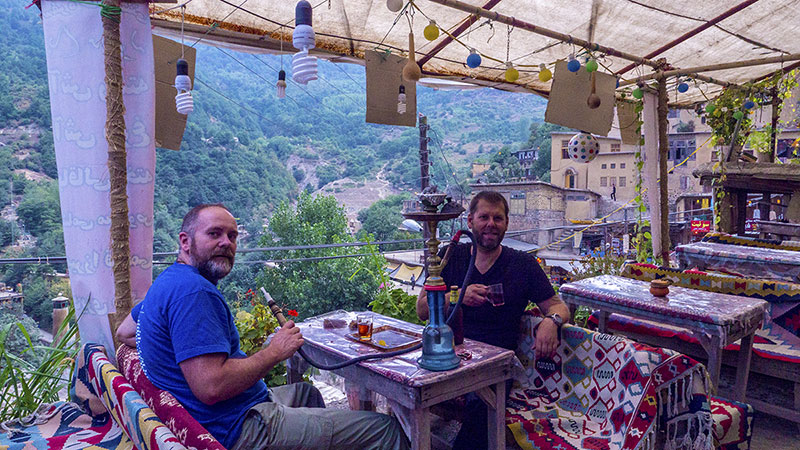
left=417, top=352, right=460, bottom=371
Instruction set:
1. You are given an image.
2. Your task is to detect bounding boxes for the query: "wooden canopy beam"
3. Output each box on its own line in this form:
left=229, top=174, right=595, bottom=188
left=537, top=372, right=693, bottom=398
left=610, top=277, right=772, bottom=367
left=417, top=0, right=502, bottom=68
left=616, top=0, right=762, bottom=76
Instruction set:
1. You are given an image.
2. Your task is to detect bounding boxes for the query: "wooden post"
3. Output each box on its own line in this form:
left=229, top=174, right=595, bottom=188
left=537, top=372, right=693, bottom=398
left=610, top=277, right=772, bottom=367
left=656, top=73, right=671, bottom=263
left=767, top=86, right=779, bottom=163
left=103, top=0, right=132, bottom=345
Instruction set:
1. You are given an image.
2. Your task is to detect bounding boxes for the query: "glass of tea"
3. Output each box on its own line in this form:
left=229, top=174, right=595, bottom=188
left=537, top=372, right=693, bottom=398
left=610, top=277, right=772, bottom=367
left=487, top=284, right=504, bottom=307
left=357, top=314, right=373, bottom=341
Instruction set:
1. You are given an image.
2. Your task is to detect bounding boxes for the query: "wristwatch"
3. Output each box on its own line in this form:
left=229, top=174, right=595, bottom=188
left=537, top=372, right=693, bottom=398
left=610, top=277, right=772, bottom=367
left=544, top=313, right=564, bottom=328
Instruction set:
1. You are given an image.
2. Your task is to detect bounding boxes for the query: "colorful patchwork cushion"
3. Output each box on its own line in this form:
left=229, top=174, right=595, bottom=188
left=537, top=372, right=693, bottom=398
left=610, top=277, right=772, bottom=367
left=1, top=344, right=184, bottom=450
left=506, top=315, right=712, bottom=450
left=117, top=344, right=225, bottom=450
left=702, top=231, right=800, bottom=251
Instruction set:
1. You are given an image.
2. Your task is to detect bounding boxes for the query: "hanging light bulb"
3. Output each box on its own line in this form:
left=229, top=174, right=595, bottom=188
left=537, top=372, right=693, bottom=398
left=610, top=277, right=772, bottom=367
left=466, top=48, right=481, bottom=69
left=402, top=32, right=421, bottom=82
left=424, top=20, right=439, bottom=41
left=276, top=70, right=287, bottom=99
left=386, top=0, right=404, bottom=12
left=175, top=58, right=193, bottom=115
left=292, top=1, right=317, bottom=85
left=538, top=63, right=552, bottom=82
left=397, top=85, right=407, bottom=114
left=504, top=62, right=519, bottom=82
left=567, top=54, right=580, bottom=72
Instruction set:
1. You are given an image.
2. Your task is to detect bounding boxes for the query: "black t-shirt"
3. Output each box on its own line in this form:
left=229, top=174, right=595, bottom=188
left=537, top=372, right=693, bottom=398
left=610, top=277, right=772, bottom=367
left=439, top=243, right=555, bottom=350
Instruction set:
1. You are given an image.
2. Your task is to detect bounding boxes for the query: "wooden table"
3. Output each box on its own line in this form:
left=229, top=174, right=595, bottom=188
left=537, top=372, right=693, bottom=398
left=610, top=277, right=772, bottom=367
left=676, top=241, right=800, bottom=282
left=286, top=311, right=515, bottom=450
left=755, top=220, right=800, bottom=241
left=560, top=275, right=768, bottom=401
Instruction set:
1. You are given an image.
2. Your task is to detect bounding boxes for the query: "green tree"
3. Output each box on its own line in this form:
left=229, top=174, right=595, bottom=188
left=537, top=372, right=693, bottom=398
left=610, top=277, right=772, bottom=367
left=356, top=194, right=410, bottom=242
left=257, top=193, right=384, bottom=319
left=16, top=181, right=61, bottom=238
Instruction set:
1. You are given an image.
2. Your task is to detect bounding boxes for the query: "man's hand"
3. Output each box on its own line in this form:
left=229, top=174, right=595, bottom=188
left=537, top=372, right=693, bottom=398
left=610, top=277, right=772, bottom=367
left=461, top=284, right=490, bottom=307
left=267, top=321, right=304, bottom=362
left=534, top=318, right=559, bottom=359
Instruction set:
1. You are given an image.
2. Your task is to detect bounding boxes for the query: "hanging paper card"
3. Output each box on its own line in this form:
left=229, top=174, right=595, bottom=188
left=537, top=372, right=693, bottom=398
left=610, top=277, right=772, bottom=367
left=617, top=100, right=641, bottom=145
left=153, top=35, right=196, bottom=151
left=545, top=60, right=615, bottom=136
left=365, top=50, right=417, bottom=127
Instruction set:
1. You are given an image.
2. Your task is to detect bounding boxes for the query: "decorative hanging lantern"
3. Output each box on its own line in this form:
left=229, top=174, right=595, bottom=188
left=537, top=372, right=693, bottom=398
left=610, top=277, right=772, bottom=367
left=632, top=84, right=644, bottom=99
left=585, top=59, right=598, bottom=73
left=292, top=1, right=318, bottom=85
left=677, top=82, right=689, bottom=93
left=733, top=110, right=744, bottom=120
left=744, top=100, right=756, bottom=110
left=538, top=63, right=552, bottom=82
left=424, top=20, right=439, bottom=41
left=567, top=54, right=580, bottom=72
left=174, top=58, right=193, bottom=115
left=466, top=49, right=481, bottom=68
left=276, top=70, right=287, bottom=99
left=587, top=71, right=601, bottom=109
left=705, top=103, right=716, bottom=114
left=397, top=85, right=407, bottom=114
left=386, top=0, right=404, bottom=12
left=567, top=132, right=600, bottom=163
left=504, top=62, right=519, bottom=82
left=402, top=32, right=421, bottom=82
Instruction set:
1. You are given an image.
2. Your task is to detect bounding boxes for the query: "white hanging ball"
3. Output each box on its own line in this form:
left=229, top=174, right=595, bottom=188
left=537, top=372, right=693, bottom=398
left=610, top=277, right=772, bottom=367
left=567, top=132, right=600, bottom=163
left=387, top=0, right=404, bottom=13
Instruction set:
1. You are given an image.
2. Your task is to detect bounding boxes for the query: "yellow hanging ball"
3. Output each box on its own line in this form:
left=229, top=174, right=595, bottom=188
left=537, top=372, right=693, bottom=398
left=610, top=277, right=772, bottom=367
left=505, top=63, right=519, bottom=82
left=538, top=63, right=552, bottom=82
left=423, top=21, right=439, bottom=41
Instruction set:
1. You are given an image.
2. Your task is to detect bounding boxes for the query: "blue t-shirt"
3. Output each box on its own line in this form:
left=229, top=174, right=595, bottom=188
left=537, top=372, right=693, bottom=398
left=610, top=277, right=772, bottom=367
left=132, top=263, right=269, bottom=448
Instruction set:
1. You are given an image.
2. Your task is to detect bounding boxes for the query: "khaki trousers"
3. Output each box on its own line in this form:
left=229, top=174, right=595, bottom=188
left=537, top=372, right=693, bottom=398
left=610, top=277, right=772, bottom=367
left=231, top=382, right=409, bottom=450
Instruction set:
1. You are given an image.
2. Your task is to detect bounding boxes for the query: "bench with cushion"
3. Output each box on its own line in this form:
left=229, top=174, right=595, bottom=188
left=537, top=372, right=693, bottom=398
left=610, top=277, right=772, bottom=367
left=0, top=343, right=184, bottom=450
left=506, top=313, right=715, bottom=450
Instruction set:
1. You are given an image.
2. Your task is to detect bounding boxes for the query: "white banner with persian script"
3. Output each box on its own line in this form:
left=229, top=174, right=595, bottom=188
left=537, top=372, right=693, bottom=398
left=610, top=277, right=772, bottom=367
left=42, top=1, right=155, bottom=356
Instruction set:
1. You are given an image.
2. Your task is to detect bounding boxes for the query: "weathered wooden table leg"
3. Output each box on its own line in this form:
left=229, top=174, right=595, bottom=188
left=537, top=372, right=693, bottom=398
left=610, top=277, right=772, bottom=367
left=597, top=310, right=610, bottom=334
left=345, top=379, right=375, bottom=411
left=476, top=380, right=507, bottom=450
left=703, top=335, right=723, bottom=395
left=387, top=400, right=431, bottom=450
left=733, top=332, right=755, bottom=402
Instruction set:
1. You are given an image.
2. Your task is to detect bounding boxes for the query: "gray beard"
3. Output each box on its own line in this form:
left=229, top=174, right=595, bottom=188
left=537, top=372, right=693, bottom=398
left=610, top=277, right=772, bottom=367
left=196, top=256, right=233, bottom=283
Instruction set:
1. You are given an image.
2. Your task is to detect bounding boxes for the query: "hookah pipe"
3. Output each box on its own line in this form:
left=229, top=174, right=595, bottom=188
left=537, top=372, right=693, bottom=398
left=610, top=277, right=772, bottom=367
left=260, top=230, right=477, bottom=371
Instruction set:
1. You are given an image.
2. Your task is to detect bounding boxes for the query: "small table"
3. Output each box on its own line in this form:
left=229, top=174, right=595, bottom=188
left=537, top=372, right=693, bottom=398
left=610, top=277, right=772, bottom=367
left=755, top=220, right=800, bottom=241
left=287, top=311, right=515, bottom=450
left=560, top=275, right=768, bottom=401
left=676, top=241, right=800, bottom=282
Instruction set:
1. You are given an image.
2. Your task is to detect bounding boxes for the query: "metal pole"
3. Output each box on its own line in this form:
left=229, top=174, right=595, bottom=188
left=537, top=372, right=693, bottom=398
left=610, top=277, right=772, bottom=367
left=419, top=114, right=430, bottom=191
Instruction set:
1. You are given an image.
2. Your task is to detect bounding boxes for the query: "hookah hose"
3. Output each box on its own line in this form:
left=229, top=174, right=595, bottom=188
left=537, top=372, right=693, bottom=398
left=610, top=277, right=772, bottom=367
left=259, top=230, right=476, bottom=371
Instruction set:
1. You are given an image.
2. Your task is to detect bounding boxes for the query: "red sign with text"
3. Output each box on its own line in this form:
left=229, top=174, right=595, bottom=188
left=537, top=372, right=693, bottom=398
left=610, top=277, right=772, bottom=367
left=691, top=220, right=711, bottom=236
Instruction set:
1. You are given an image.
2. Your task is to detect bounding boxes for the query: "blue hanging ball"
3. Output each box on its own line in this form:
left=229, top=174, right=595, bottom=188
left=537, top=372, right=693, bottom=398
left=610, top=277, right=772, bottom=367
left=744, top=100, right=756, bottom=110
left=677, top=82, right=689, bottom=93
left=615, top=78, right=620, bottom=88
left=466, top=51, right=482, bottom=69
left=567, top=59, right=581, bottom=72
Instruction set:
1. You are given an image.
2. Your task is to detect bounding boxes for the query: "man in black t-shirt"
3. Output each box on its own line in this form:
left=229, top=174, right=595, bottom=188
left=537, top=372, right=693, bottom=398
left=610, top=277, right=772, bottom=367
left=416, top=191, right=570, bottom=450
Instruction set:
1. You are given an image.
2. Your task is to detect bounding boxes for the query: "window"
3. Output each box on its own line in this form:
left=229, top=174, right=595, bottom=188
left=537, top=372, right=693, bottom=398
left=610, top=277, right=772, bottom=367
left=601, top=164, right=607, bottom=169
left=565, top=170, right=576, bottom=188
left=610, top=163, right=616, bottom=169
left=610, top=176, right=616, bottom=186
left=680, top=176, right=689, bottom=189
left=510, top=192, right=526, bottom=215
left=620, top=163, right=626, bottom=169
left=610, top=143, right=621, bottom=152
left=668, top=109, right=679, bottom=118
left=600, top=177, right=607, bottom=187
left=669, top=139, right=697, bottom=162
left=619, top=177, right=626, bottom=187
left=561, top=140, right=570, bottom=159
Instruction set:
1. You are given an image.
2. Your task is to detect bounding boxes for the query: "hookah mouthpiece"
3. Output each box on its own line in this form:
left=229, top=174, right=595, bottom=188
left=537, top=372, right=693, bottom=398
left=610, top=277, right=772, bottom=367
left=260, top=287, right=287, bottom=326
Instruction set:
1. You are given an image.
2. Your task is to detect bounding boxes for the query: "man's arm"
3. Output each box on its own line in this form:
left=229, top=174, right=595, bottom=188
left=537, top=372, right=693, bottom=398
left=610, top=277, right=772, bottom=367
left=116, top=313, right=137, bottom=348
left=179, top=321, right=304, bottom=405
left=533, top=294, right=571, bottom=359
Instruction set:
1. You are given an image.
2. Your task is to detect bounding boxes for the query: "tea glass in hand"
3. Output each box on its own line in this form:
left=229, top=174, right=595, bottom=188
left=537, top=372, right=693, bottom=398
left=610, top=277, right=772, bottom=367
left=357, top=314, right=373, bottom=341
left=487, top=283, right=504, bottom=307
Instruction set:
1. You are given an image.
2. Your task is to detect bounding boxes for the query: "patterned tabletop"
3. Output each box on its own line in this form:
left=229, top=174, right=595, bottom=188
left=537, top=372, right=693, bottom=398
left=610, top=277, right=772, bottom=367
left=676, top=241, right=800, bottom=282
left=295, top=310, right=515, bottom=388
left=560, top=275, right=768, bottom=328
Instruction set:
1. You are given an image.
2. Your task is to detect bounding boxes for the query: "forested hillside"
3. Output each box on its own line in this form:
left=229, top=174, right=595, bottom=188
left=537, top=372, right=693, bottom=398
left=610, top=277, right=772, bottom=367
left=0, top=3, right=551, bottom=328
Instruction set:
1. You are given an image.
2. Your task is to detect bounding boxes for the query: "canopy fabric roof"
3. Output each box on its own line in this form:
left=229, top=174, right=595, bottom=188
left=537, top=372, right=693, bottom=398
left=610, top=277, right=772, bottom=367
left=151, top=0, right=800, bottom=107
